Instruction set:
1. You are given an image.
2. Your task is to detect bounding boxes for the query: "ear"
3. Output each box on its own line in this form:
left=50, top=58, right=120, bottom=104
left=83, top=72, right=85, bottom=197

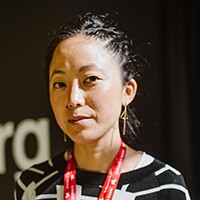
left=122, top=79, right=137, bottom=106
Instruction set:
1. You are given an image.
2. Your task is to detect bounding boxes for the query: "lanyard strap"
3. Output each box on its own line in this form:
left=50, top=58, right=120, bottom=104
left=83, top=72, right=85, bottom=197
left=64, top=140, right=126, bottom=200
left=64, top=151, right=76, bottom=200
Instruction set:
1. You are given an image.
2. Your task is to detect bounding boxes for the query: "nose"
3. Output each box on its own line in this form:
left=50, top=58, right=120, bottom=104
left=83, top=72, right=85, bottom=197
left=66, top=81, right=84, bottom=109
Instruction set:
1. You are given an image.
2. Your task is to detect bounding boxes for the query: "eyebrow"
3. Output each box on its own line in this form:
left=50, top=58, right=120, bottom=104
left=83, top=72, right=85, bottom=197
left=50, top=64, right=106, bottom=80
left=50, top=69, right=66, bottom=80
left=79, top=64, right=107, bottom=75
left=78, top=64, right=97, bottom=72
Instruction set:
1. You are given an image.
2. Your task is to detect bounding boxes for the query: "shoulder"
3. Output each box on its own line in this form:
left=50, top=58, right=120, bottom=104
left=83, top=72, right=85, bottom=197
left=138, top=152, right=187, bottom=185
left=152, top=157, right=186, bottom=186
left=14, top=151, right=66, bottom=199
left=121, top=154, right=191, bottom=199
left=19, top=151, right=66, bottom=181
left=134, top=152, right=191, bottom=199
left=149, top=155, right=191, bottom=199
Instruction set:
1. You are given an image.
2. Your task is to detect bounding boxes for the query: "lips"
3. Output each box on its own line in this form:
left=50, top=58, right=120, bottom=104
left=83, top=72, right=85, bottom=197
left=68, top=115, right=91, bottom=124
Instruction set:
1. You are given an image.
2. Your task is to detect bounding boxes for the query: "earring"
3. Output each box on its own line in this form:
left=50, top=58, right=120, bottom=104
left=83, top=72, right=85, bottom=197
left=120, top=104, right=128, bottom=135
left=63, top=134, right=67, bottom=142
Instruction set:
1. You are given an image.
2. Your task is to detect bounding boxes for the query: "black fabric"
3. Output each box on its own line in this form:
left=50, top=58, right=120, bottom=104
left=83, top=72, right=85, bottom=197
left=14, top=151, right=191, bottom=200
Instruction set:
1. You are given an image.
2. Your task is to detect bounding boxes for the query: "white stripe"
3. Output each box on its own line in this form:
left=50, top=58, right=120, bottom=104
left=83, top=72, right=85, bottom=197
left=121, top=184, right=129, bottom=191
left=14, top=189, right=17, bottom=200
left=36, top=194, right=57, bottom=199
left=48, top=158, right=53, bottom=167
left=133, top=186, right=160, bottom=197
left=155, top=164, right=181, bottom=176
left=160, top=184, right=191, bottom=200
left=28, top=167, right=45, bottom=175
left=133, top=184, right=190, bottom=200
left=17, top=178, right=27, bottom=190
left=35, top=170, right=59, bottom=187
left=165, top=164, right=181, bottom=175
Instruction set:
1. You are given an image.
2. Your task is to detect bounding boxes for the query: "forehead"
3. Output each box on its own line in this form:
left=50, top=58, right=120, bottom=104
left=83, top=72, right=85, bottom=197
left=50, top=34, right=120, bottom=71
left=55, top=35, right=108, bottom=59
left=49, top=35, right=124, bottom=85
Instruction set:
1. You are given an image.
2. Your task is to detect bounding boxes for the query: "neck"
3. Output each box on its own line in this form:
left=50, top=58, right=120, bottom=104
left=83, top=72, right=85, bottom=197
left=73, top=133, right=122, bottom=173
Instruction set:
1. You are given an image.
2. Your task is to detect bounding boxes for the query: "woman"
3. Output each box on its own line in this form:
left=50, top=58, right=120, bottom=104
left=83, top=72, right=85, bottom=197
left=14, top=12, right=191, bottom=200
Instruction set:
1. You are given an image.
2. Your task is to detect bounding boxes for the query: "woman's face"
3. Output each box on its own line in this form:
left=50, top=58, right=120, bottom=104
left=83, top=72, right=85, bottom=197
left=49, top=35, right=127, bottom=144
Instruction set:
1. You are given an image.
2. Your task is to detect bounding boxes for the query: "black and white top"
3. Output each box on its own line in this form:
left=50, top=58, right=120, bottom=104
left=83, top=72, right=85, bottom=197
left=14, top=151, right=191, bottom=200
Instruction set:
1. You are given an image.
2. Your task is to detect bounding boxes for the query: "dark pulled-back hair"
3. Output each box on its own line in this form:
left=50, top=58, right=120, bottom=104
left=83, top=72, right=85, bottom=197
left=44, top=12, right=148, bottom=150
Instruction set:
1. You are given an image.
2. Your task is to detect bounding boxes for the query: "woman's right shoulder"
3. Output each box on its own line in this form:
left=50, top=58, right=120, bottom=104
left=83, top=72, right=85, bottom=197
left=14, top=151, right=67, bottom=200
left=17, top=151, right=66, bottom=184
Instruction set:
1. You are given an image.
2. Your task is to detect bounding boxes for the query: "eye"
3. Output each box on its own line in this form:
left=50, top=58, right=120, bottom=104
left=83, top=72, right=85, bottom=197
left=53, top=82, right=66, bottom=89
left=84, top=76, right=99, bottom=84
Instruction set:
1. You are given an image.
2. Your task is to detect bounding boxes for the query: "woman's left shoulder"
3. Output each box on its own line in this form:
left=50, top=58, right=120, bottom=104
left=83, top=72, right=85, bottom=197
left=137, top=152, right=186, bottom=184
left=143, top=154, right=191, bottom=199
left=152, top=157, right=186, bottom=184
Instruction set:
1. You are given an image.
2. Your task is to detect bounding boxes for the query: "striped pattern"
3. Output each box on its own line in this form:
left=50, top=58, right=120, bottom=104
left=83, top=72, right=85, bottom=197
left=14, top=151, right=191, bottom=200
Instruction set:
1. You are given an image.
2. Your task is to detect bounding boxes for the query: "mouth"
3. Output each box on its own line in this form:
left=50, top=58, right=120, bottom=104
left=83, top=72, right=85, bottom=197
left=68, top=116, right=91, bottom=124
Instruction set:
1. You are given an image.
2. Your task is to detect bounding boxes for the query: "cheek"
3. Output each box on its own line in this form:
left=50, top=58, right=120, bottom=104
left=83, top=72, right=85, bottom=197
left=90, top=84, right=123, bottom=119
left=50, top=95, right=63, bottom=115
left=50, top=96, right=67, bottom=129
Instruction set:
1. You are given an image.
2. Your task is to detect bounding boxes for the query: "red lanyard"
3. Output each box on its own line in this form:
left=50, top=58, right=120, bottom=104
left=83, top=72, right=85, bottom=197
left=64, top=140, right=126, bottom=200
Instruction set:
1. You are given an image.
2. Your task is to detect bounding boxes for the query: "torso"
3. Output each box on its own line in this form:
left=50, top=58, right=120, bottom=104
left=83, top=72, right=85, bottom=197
left=15, top=151, right=190, bottom=200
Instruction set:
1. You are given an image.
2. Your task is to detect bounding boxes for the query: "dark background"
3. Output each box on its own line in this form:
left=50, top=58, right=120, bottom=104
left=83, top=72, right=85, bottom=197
left=0, top=0, right=199, bottom=199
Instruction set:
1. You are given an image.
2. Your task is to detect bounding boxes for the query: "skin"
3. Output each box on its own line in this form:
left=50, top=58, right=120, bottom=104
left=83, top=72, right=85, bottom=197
left=49, top=34, right=141, bottom=173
